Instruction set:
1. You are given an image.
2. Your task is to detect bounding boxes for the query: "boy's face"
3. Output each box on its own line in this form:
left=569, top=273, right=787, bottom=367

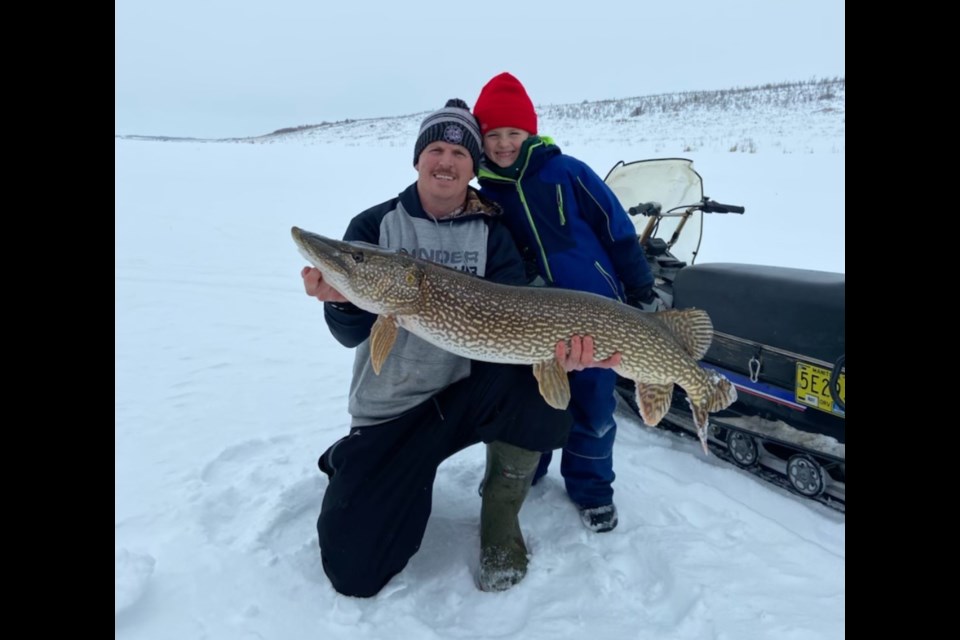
left=483, top=127, right=530, bottom=168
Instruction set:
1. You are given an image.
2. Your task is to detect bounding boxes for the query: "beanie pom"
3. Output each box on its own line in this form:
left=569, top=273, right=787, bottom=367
left=445, top=98, right=470, bottom=110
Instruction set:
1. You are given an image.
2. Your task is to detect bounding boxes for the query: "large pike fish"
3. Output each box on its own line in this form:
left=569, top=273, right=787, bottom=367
left=293, top=227, right=736, bottom=453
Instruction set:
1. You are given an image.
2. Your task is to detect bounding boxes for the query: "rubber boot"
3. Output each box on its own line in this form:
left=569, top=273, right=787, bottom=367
left=478, top=441, right=540, bottom=592
left=531, top=450, right=552, bottom=486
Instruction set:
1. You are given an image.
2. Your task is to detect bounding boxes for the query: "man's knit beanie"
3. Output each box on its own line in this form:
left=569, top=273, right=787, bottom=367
left=413, top=98, right=482, bottom=173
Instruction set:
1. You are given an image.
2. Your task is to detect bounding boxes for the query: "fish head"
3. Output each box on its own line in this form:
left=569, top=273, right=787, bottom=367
left=292, top=227, right=423, bottom=315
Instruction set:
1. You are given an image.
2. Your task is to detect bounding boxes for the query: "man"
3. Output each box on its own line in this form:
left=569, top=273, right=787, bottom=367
left=301, top=99, right=618, bottom=596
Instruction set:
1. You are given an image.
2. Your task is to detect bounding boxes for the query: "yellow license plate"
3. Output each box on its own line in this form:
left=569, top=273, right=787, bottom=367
left=796, top=362, right=845, bottom=416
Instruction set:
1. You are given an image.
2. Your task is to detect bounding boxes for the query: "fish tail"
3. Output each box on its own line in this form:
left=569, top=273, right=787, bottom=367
left=703, top=370, right=738, bottom=412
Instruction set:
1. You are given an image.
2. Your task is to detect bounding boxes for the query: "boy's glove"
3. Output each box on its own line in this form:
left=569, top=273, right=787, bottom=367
left=626, top=287, right=666, bottom=312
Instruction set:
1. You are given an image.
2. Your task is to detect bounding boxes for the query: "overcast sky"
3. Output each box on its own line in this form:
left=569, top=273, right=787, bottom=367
left=114, top=0, right=845, bottom=138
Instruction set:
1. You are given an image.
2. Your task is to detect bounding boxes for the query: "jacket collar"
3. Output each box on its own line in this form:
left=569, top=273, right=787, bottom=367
left=399, top=183, right=503, bottom=220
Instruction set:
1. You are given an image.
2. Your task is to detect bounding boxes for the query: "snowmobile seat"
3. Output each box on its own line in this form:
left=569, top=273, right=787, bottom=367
left=672, top=263, right=844, bottom=364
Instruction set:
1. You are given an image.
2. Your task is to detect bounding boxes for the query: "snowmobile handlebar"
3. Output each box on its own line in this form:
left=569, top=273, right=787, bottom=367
left=627, top=198, right=745, bottom=217
left=700, top=199, right=745, bottom=214
left=627, top=201, right=662, bottom=217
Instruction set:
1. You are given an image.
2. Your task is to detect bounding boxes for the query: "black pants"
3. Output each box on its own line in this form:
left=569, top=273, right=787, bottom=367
left=317, top=361, right=572, bottom=597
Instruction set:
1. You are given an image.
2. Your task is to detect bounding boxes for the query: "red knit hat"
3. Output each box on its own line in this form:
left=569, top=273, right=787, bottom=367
left=473, top=72, right=538, bottom=135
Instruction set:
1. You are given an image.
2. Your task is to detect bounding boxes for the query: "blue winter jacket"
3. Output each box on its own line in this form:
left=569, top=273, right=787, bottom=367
left=477, top=137, right=653, bottom=301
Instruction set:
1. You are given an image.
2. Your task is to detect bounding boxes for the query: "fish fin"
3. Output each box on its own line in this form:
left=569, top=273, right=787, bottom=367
left=653, top=309, right=714, bottom=360
left=682, top=370, right=738, bottom=456
left=687, top=399, right=711, bottom=456
left=635, top=382, right=674, bottom=426
left=369, top=315, right=398, bottom=375
left=532, top=359, right=571, bottom=409
left=703, top=370, right=738, bottom=411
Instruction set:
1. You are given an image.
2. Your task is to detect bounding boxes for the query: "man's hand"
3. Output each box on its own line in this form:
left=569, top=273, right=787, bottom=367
left=301, top=266, right=349, bottom=303
left=555, top=335, right=622, bottom=372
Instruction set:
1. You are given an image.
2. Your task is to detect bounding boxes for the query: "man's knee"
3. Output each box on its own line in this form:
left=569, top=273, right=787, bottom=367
left=320, top=553, right=388, bottom=598
left=318, top=511, right=395, bottom=597
left=486, top=366, right=572, bottom=452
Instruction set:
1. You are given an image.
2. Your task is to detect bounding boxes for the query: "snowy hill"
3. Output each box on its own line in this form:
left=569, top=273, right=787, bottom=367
left=118, top=78, right=844, bottom=155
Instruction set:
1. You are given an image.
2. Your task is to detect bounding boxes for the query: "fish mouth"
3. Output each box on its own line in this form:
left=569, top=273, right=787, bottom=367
left=291, top=227, right=352, bottom=274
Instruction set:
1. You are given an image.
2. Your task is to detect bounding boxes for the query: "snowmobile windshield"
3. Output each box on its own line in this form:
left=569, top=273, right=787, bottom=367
left=605, top=158, right=705, bottom=265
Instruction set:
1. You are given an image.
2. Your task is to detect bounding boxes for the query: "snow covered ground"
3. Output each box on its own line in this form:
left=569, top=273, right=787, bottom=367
left=115, top=88, right=844, bottom=639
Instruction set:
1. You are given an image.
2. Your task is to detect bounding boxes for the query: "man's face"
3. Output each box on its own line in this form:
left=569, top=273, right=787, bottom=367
left=415, top=141, right=474, bottom=202
left=482, top=127, right=530, bottom=168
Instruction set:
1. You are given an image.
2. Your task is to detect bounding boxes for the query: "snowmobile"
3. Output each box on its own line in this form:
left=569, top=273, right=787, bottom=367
left=604, top=158, right=845, bottom=513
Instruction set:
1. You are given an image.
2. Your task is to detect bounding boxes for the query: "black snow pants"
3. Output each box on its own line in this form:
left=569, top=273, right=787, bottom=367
left=316, top=361, right=573, bottom=597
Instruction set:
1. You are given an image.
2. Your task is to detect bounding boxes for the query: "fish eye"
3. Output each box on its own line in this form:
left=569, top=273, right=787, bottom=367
left=352, top=253, right=364, bottom=263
